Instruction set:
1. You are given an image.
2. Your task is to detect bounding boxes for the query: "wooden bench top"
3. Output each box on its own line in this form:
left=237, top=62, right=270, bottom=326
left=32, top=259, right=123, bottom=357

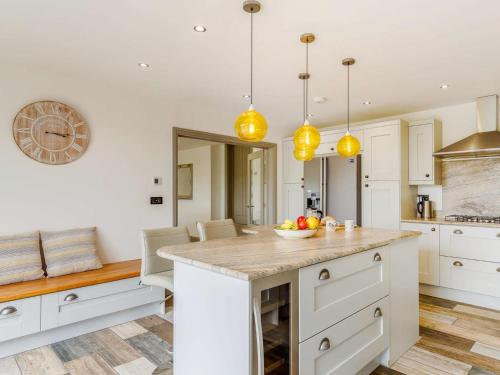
left=0, top=259, right=141, bottom=303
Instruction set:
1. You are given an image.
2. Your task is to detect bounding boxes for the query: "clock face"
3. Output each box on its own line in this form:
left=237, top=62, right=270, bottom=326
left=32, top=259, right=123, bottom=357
left=13, top=101, right=90, bottom=165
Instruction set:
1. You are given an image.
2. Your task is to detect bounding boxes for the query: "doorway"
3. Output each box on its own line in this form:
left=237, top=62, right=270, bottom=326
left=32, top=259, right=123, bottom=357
left=172, top=128, right=277, bottom=235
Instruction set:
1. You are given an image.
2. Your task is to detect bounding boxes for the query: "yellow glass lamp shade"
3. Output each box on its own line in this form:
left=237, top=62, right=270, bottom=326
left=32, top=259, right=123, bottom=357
left=294, top=146, right=315, bottom=161
left=293, top=120, right=321, bottom=150
left=337, top=131, right=361, bottom=157
left=234, top=105, right=268, bottom=142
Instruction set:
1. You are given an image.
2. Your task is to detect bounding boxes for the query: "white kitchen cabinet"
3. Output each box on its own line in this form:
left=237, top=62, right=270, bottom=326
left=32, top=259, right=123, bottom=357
left=408, top=120, right=442, bottom=185
left=362, top=181, right=400, bottom=229
left=283, top=139, right=304, bottom=183
left=0, top=297, right=40, bottom=343
left=440, top=256, right=500, bottom=298
left=362, top=124, right=400, bottom=181
left=282, top=183, right=304, bottom=220
left=299, top=247, right=388, bottom=342
left=440, top=225, right=500, bottom=263
left=400, top=222, right=440, bottom=285
left=315, top=131, right=344, bottom=156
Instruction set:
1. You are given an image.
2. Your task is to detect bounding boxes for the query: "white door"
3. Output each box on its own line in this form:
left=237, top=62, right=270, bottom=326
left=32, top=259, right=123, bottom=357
left=283, top=183, right=304, bottom=221
left=247, top=151, right=265, bottom=225
left=362, top=181, right=400, bottom=229
left=362, top=125, right=400, bottom=181
left=283, top=139, right=304, bottom=183
left=409, top=123, right=433, bottom=183
left=400, top=223, right=440, bottom=285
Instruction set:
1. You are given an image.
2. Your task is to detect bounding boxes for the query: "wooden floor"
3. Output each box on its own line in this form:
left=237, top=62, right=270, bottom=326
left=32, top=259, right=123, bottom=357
left=373, top=294, right=500, bottom=375
left=1, top=295, right=499, bottom=374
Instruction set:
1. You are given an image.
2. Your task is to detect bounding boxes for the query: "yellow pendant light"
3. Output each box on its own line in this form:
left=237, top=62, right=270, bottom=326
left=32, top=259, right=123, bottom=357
left=293, top=33, right=320, bottom=161
left=234, top=0, right=267, bottom=142
left=337, top=58, right=361, bottom=157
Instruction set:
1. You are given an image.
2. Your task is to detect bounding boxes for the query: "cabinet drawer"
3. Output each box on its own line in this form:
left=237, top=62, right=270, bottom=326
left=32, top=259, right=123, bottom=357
left=316, top=132, right=343, bottom=156
left=440, top=225, right=500, bottom=263
left=0, top=296, right=40, bottom=343
left=299, top=247, right=389, bottom=341
left=440, top=256, right=500, bottom=298
left=299, top=296, right=389, bottom=375
left=41, top=277, right=163, bottom=330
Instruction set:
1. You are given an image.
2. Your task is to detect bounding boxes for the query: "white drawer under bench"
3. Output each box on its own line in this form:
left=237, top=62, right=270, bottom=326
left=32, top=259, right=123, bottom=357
left=0, top=260, right=164, bottom=359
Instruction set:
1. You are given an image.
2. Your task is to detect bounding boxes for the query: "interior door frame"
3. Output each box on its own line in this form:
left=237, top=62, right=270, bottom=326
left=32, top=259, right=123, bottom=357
left=172, top=127, right=277, bottom=226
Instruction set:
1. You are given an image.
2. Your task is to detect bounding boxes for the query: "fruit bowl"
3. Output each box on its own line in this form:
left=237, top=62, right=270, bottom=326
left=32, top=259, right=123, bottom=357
left=273, top=227, right=318, bottom=239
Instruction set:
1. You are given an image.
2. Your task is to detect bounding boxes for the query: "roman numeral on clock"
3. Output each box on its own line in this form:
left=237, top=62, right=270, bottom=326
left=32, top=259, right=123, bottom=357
left=71, top=143, right=83, bottom=152
left=32, top=147, right=42, bottom=160
left=20, top=137, right=33, bottom=149
left=17, top=128, right=31, bottom=134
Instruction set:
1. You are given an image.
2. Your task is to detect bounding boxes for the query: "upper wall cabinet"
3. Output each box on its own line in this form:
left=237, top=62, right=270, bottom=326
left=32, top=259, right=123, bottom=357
left=362, top=124, right=400, bottom=181
left=408, top=120, right=442, bottom=185
left=283, top=139, right=304, bottom=184
left=315, top=129, right=364, bottom=156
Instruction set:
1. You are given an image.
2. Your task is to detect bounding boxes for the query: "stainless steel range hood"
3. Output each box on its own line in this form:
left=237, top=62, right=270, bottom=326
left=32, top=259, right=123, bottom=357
left=434, top=95, right=500, bottom=159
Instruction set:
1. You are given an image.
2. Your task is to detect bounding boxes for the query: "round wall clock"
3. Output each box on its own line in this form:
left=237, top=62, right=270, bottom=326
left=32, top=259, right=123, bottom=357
left=12, top=101, right=90, bottom=165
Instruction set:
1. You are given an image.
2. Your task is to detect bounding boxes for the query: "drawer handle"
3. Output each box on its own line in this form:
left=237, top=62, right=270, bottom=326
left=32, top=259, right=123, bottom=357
left=318, top=269, right=330, bottom=281
left=431, top=227, right=436, bottom=232
left=319, top=338, right=331, bottom=352
left=330, top=147, right=335, bottom=151
left=425, top=173, right=430, bottom=178
left=373, top=252, right=382, bottom=262
left=365, top=175, right=369, bottom=179
left=374, top=307, right=383, bottom=318
left=0, top=306, right=17, bottom=316
left=453, top=229, right=463, bottom=235
left=496, top=267, right=500, bottom=273
left=453, top=261, right=463, bottom=267
left=64, top=293, right=79, bottom=302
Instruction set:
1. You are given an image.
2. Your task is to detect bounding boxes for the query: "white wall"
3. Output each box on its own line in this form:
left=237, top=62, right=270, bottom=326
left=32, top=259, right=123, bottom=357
left=0, top=64, right=284, bottom=263
left=177, top=145, right=212, bottom=236
left=210, top=144, right=226, bottom=220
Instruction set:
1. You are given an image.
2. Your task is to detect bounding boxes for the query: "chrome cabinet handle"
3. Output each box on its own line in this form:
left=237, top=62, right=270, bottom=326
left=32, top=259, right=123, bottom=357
left=318, top=269, right=330, bottom=281
left=453, top=229, right=463, bottom=235
left=431, top=228, right=436, bottom=232
left=453, top=261, right=463, bottom=267
left=425, top=173, right=430, bottom=178
left=374, top=307, right=383, bottom=318
left=0, top=306, right=17, bottom=316
left=496, top=267, right=500, bottom=272
left=253, top=297, right=264, bottom=375
left=64, top=293, right=79, bottom=302
left=365, top=184, right=369, bottom=188
left=319, top=338, right=331, bottom=352
left=330, top=147, right=335, bottom=151
left=373, top=252, right=382, bottom=262
left=365, top=175, right=369, bottom=179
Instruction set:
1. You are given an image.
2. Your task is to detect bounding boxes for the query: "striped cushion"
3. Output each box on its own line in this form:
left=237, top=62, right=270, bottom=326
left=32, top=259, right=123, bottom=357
left=41, top=227, right=103, bottom=277
left=0, top=231, right=45, bottom=286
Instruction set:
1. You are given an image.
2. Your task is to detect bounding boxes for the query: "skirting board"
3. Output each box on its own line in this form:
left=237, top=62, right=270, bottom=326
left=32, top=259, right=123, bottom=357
left=420, top=284, right=500, bottom=310
left=0, top=302, right=162, bottom=359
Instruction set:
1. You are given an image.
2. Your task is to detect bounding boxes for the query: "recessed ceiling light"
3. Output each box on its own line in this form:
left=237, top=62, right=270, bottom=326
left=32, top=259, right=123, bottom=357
left=313, top=96, right=327, bottom=104
left=363, top=101, right=372, bottom=105
left=138, top=62, right=150, bottom=69
left=242, top=94, right=251, bottom=98
left=440, top=83, right=450, bottom=89
left=194, top=25, right=207, bottom=32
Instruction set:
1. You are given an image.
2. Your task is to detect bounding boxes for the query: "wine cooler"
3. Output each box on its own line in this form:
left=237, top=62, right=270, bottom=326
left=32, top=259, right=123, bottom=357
left=252, top=270, right=299, bottom=375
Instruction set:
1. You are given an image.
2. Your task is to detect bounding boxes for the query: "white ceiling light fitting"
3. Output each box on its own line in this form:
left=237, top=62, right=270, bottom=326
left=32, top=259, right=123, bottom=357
left=138, top=62, right=150, bottom=69
left=313, top=96, right=327, bottom=104
left=440, top=83, right=450, bottom=89
left=363, top=101, right=372, bottom=105
left=193, top=25, right=207, bottom=32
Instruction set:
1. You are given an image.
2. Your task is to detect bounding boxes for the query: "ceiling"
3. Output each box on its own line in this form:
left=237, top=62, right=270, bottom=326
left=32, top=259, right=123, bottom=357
left=2, top=0, right=500, bottom=133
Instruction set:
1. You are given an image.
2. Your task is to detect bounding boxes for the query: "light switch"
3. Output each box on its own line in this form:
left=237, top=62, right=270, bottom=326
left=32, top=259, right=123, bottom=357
left=153, top=177, right=162, bottom=185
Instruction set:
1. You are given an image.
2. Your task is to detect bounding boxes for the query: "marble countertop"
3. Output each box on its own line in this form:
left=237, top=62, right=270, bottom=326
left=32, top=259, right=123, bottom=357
left=401, top=218, right=500, bottom=229
left=157, top=226, right=420, bottom=281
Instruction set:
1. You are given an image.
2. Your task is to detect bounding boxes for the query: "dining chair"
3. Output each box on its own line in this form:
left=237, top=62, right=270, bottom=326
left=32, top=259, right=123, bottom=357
left=196, top=218, right=238, bottom=241
left=140, top=226, right=190, bottom=373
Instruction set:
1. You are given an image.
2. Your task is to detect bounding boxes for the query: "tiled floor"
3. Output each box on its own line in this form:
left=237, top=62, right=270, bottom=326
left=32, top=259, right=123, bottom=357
left=1, top=295, right=499, bottom=375
left=0, top=315, right=172, bottom=375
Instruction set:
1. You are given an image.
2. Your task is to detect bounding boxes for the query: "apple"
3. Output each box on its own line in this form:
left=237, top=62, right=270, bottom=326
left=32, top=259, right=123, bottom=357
left=306, top=216, right=319, bottom=230
left=297, top=216, right=308, bottom=230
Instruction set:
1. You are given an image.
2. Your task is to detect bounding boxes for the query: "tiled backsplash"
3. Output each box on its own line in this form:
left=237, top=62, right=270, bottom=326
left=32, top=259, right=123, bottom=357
left=442, top=158, right=500, bottom=216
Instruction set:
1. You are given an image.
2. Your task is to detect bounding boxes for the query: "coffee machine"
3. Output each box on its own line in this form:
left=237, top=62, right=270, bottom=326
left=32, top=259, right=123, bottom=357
left=416, top=195, right=432, bottom=219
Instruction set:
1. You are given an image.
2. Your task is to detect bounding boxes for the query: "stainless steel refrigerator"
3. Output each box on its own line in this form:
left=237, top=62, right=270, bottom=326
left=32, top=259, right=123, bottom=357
left=304, top=155, right=361, bottom=226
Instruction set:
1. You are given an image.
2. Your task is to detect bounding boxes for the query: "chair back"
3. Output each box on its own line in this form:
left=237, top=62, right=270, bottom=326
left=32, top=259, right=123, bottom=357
left=196, top=219, right=238, bottom=242
left=140, top=226, right=190, bottom=277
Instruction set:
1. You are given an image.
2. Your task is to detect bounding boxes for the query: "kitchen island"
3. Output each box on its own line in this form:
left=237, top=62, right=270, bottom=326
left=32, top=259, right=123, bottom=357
left=158, top=226, right=420, bottom=375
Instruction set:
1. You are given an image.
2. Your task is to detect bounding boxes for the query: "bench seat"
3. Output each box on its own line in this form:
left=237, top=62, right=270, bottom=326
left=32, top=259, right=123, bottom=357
left=0, top=259, right=141, bottom=303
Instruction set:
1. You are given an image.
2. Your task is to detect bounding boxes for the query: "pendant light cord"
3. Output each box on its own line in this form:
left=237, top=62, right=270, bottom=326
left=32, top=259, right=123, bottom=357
left=347, top=63, right=350, bottom=132
left=303, top=42, right=309, bottom=123
left=250, top=12, right=253, bottom=106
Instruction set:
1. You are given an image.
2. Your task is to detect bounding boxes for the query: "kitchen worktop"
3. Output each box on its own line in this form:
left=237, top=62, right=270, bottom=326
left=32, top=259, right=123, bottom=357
left=401, top=218, right=500, bottom=228
left=157, top=226, right=419, bottom=281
